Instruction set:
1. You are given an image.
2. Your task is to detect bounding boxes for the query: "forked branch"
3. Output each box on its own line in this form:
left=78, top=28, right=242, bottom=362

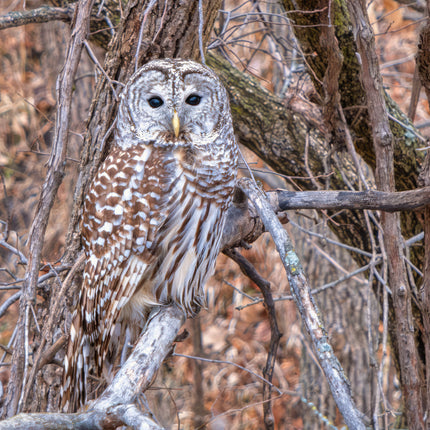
left=239, top=178, right=367, bottom=430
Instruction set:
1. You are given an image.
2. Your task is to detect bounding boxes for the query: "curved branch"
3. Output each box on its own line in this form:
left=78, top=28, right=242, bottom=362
left=0, top=305, right=184, bottom=430
left=3, top=0, right=95, bottom=418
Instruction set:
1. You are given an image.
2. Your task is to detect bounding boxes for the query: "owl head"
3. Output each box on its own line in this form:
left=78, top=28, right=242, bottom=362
left=115, top=59, right=233, bottom=149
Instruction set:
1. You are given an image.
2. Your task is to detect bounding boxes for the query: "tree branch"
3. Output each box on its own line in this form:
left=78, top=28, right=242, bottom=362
left=0, top=305, right=184, bottom=430
left=3, top=0, right=95, bottom=418
left=272, top=186, right=430, bottom=212
left=0, top=5, right=75, bottom=30
left=220, top=185, right=430, bottom=252
left=239, top=177, right=367, bottom=430
left=223, top=248, right=281, bottom=430
left=348, top=1, right=425, bottom=427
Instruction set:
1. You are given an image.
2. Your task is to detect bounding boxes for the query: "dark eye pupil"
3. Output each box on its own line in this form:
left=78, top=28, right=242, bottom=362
left=186, top=94, right=201, bottom=106
left=148, top=97, right=163, bottom=108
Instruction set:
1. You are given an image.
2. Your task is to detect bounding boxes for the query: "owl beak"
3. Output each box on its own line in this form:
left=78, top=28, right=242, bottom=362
left=172, top=110, right=180, bottom=138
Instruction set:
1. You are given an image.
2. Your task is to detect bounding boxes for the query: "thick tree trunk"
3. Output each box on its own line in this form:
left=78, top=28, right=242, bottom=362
left=416, top=3, right=430, bottom=419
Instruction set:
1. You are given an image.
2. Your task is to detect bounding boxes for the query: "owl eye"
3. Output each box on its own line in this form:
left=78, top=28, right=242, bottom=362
left=185, top=94, right=201, bottom=106
left=148, top=96, right=164, bottom=108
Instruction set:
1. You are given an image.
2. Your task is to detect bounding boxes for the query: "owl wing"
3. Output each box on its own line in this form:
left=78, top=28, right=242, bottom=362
left=62, top=144, right=182, bottom=411
left=87, top=144, right=184, bottom=365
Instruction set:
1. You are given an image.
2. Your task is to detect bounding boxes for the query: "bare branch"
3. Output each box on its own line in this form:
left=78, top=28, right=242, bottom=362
left=0, top=292, right=21, bottom=319
left=221, top=184, right=430, bottom=252
left=0, top=305, right=184, bottom=429
left=224, top=248, right=281, bottom=430
left=272, top=186, right=430, bottom=212
left=239, top=177, right=367, bottom=430
left=0, top=5, right=74, bottom=30
left=3, top=0, right=96, bottom=418
left=0, top=240, right=27, bottom=265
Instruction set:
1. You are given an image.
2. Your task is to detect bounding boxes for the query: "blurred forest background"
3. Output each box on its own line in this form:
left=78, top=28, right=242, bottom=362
left=0, top=0, right=429, bottom=429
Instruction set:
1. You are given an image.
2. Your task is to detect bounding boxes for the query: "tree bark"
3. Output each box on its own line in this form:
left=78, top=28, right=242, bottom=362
left=416, top=1, right=430, bottom=419
left=281, top=0, right=424, bottom=269
left=349, top=1, right=424, bottom=426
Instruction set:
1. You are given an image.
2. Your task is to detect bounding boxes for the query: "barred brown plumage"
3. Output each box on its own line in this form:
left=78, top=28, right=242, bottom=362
left=61, top=59, right=238, bottom=411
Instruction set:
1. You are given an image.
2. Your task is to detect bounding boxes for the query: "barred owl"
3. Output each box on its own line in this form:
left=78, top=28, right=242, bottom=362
left=61, top=59, right=238, bottom=411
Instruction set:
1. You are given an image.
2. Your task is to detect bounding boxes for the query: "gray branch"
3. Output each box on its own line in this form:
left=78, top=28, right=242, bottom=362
left=0, top=305, right=184, bottom=429
left=239, top=177, right=367, bottom=430
left=220, top=184, right=430, bottom=251
left=0, top=5, right=75, bottom=30
left=272, top=186, right=430, bottom=212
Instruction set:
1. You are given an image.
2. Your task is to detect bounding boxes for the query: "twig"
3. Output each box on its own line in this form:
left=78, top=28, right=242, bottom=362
left=173, top=353, right=283, bottom=395
left=304, top=134, right=321, bottom=190
left=37, top=335, right=67, bottom=370
left=0, top=292, right=21, bottom=319
left=224, top=248, right=281, bottom=430
left=236, top=259, right=378, bottom=310
left=134, top=0, right=158, bottom=72
left=387, top=112, right=426, bottom=142
left=198, top=0, right=205, bottom=65
left=308, top=239, right=368, bottom=284
left=0, top=170, right=11, bottom=241
left=0, top=5, right=74, bottom=30
left=0, top=325, right=18, bottom=365
left=239, top=177, right=366, bottom=429
left=204, top=393, right=289, bottom=430
left=408, top=65, right=422, bottom=121
left=405, top=231, right=424, bottom=246
left=190, top=318, right=206, bottom=427
left=83, top=41, right=118, bottom=101
left=0, top=240, right=27, bottom=265
left=289, top=220, right=373, bottom=258
left=374, top=229, right=390, bottom=428
left=0, top=344, right=13, bottom=356
left=3, top=0, right=96, bottom=418
left=223, top=279, right=257, bottom=302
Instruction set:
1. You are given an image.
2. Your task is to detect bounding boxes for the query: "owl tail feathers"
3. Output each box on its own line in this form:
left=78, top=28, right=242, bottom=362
left=60, top=322, right=90, bottom=413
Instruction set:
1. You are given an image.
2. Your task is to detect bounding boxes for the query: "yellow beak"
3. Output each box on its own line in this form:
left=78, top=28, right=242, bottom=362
left=172, top=110, right=180, bottom=138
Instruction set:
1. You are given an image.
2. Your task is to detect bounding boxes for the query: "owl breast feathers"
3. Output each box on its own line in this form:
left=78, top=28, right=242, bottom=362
left=61, top=58, right=239, bottom=411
